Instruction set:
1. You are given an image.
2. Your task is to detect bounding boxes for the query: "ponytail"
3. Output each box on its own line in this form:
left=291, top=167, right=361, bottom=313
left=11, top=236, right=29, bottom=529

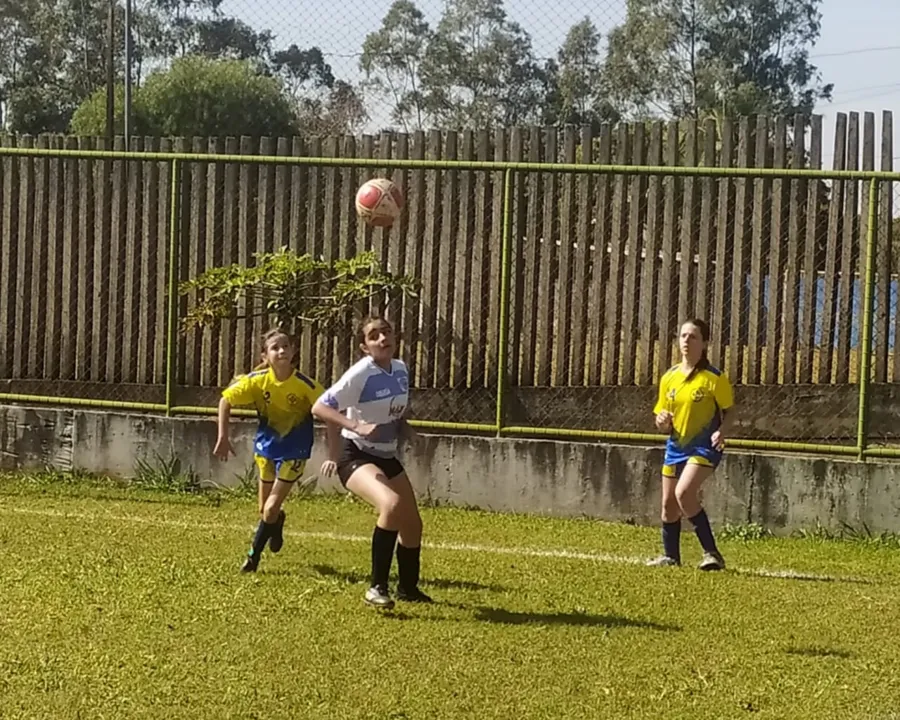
left=682, top=318, right=711, bottom=381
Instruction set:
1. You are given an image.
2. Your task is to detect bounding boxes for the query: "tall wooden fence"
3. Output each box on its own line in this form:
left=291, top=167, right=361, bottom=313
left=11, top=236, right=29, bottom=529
left=2, top=111, right=900, bottom=455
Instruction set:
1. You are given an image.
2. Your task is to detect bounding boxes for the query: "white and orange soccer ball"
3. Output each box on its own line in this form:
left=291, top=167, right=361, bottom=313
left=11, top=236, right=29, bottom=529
left=355, top=178, right=404, bottom=228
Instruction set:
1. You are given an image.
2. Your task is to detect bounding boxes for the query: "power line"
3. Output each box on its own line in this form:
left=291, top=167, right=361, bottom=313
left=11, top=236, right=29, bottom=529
left=826, top=87, right=900, bottom=108
left=810, top=45, right=900, bottom=59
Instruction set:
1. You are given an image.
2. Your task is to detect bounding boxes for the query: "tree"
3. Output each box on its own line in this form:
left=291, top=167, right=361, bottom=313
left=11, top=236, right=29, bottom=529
left=180, top=248, right=419, bottom=336
left=296, top=81, right=369, bottom=136
left=137, top=0, right=222, bottom=62
left=602, top=0, right=832, bottom=120
left=360, top=0, right=431, bottom=131
left=541, top=18, right=619, bottom=127
left=70, top=83, right=153, bottom=136
left=191, top=17, right=273, bottom=65
left=142, top=56, right=299, bottom=138
left=270, top=44, right=334, bottom=99
left=418, top=0, right=544, bottom=128
left=0, top=0, right=122, bottom=133
left=70, top=56, right=298, bottom=138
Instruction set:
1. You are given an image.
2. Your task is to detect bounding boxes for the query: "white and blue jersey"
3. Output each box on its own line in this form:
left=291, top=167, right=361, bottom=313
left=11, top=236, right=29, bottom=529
left=319, top=357, right=409, bottom=458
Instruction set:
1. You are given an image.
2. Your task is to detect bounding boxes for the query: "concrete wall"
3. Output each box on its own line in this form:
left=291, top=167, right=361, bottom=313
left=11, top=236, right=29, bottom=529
left=3, top=404, right=900, bottom=534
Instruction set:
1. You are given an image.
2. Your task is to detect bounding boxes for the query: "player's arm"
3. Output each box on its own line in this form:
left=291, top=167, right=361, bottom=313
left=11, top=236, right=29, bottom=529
left=712, top=374, right=736, bottom=447
left=311, top=371, right=377, bottom=437
left=213, top=396, right=235, bottom=459
left=653, top=374, right=673, bottom=432
left=214, top=375, right=254, bottom=459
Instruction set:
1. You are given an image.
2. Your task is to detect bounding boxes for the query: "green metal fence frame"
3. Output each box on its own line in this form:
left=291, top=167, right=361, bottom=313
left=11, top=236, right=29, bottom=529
left=0, top=146, right=898, bottom=459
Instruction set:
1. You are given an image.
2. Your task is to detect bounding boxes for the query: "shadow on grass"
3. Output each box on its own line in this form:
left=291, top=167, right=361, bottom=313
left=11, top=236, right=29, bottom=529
left=472, top=606, right=680, bottom=632
left=784, top=647, right=853, bottom=659
left=733, top=568, right=878, bottom=586
left=312, top=564, right=505, bottom=592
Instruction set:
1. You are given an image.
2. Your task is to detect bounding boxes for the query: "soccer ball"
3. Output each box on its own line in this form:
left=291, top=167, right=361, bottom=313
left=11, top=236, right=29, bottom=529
left=355, top=178, right=404, bottom=228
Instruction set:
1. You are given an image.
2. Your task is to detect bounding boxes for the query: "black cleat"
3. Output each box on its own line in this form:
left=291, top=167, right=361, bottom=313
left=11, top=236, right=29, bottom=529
left=396, top=586, right=433, bottom=603
left=269, top=510, right=286, bottom=554
left=240, top=553, right=260, bottom=573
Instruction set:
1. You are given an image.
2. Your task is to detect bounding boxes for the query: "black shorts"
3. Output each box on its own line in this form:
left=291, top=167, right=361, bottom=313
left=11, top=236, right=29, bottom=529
left=336, top=438, right=405, bottom=487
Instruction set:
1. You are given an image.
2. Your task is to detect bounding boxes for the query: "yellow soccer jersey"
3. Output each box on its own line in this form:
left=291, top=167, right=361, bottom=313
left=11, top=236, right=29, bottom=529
left=653, top=363, right=734, bottom=451
left=222, top=367, right=325, bottom=461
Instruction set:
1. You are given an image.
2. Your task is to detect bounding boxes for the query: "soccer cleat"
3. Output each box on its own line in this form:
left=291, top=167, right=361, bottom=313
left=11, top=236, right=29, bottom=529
left=240, top=553, right=260, bottom=573
left=699, top=552, right=726, bottom=571
left=396, top=586, right=433, bottom=604
left=269, top=510, right=286, bottom=554
left=364, top=585, right=395, bottom=610
left=646, top=555, right=681, bottom=567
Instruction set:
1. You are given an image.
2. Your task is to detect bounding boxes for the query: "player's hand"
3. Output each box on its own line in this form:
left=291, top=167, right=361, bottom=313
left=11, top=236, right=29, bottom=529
left=213, top=436, right=234, bottom=460
left=711, top=430, right=725, bottom=451
left=353, top=422, right=378, bottom=438
left=655, top=411, right=673, bottom=432
left=319, top=459, right=337, bottom=477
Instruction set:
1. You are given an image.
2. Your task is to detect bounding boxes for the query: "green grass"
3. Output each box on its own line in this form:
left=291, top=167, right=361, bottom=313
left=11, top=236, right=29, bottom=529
left=1, top=472, right=899, bottom=720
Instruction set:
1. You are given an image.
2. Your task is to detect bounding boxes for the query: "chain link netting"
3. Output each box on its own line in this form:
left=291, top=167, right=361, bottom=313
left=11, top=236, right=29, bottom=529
left=507, top=117, right=871, bottom=446
left=0, top=135, right=171, bottom=407
left=865, top=178, right=900, bottom=448
left=173, top=133, right=502, bottom=426
left=0, top=112, right=896, bottom=450
left=215, top=0, right=626, bottom=135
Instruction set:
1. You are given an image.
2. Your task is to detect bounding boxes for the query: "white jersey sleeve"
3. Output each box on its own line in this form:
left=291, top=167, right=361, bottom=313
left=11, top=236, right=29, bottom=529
left=319, top=359, right=368, bottom=412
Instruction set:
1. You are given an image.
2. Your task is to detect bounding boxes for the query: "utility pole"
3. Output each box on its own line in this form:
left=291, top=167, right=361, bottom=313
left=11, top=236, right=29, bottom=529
left=124, top=0, right=133, bottom=150
left=106, top=0, right=115, bottom=142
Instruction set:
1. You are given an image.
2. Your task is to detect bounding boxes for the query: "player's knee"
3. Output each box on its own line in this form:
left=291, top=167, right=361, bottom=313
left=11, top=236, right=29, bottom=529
left=675, top=486, right=699, bottom=514
left=378, top=494, right=404, bottom=525
left=661, top=501, right=681, bottom=523
left=404, top=508, right=423, bottom=540
left=262, top=499, right=282, bottom=524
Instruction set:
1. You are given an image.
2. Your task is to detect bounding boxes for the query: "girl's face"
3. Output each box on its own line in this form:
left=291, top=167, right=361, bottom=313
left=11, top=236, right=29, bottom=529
left=679, top=322, right=706, bottom=363
left=361, top=320, right=395, bottom=364
left=264, top=334, right=294, bottom=370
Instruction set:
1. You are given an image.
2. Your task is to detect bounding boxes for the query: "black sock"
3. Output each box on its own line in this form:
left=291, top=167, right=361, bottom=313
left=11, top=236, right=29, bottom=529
left=662, top=521, right=682, bottom=563
left=688, top=509, right=719, bottom=555
left=249, top=519, right=276, bottom=557
left=396, top=544, right=421, bottom=592
left=371, top=526, right=399, bottom=590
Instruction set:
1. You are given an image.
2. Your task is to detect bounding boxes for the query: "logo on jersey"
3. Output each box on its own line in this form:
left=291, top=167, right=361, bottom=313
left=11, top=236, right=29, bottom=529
left=287, top=393, right=299, bottom=406
left=389, top=396, right=406, bottom=418
left=691, top=388, right=705, bottom=402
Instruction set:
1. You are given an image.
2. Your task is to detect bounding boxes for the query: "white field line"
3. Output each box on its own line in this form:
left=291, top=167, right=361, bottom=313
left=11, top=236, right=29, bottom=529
left=0, top=505, right=876, bottom=585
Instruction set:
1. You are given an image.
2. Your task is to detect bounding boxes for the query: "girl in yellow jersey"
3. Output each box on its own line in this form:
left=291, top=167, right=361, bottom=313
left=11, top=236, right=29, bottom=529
left=214, top=329, right=327, bottom=573
left=649, top=318, right=735, bottom=571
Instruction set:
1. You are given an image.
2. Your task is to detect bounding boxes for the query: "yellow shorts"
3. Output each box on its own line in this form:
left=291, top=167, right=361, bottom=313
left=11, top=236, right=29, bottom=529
left=254, top=456, right=307, bottom=483
left=662, top=456, right=713, bottom=478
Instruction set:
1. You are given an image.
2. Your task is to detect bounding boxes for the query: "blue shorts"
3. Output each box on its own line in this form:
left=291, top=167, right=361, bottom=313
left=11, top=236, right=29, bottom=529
left=662, top=456, right=717, bottom=478
left=663, top=442, right=721, bottom=478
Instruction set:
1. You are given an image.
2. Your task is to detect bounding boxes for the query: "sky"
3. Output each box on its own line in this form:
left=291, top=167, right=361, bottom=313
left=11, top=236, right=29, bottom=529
left=218, top=0, right=900, bottom=168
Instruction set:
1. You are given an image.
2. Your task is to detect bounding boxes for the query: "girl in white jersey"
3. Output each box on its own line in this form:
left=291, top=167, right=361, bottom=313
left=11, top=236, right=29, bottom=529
left=312, top=316, right=432, bottom=609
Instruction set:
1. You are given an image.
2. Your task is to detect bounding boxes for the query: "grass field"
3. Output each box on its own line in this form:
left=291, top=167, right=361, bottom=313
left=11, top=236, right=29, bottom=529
left=2, top=472, right=899, bottom=720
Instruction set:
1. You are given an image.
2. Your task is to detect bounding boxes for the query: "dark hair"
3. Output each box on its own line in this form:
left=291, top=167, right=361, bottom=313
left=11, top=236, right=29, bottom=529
left=253, top=328, right=295, bottom=371
left=357, top=315, right=394, bottom=347
left=682, top=318, right=710, bottom=378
